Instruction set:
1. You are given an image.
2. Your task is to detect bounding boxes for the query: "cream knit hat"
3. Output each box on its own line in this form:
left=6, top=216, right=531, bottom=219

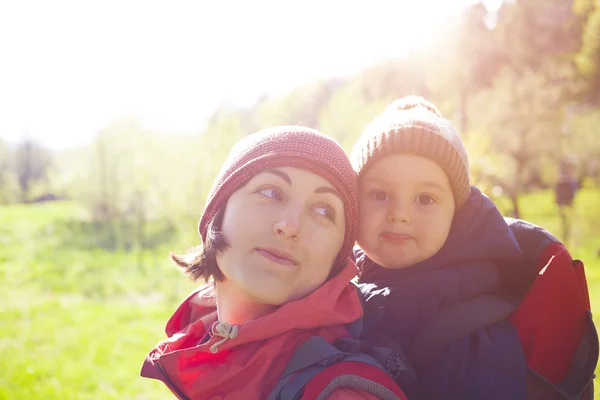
left=352, top=96, right=471, bottom=208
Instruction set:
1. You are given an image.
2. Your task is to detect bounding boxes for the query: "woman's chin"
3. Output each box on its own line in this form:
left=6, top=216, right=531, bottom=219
left=239, top=276, right=292, bottom=306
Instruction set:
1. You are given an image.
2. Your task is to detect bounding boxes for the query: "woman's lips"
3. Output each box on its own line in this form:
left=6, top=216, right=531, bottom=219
left=380, top=232, right=413, bottom=243
left=256, top=248, right=299, bottom=266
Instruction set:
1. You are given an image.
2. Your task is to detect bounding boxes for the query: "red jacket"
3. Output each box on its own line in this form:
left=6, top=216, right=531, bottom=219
left=141, top=262, right=384, bottom=400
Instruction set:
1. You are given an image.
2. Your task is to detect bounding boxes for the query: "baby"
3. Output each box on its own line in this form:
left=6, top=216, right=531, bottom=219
left=352, top=96, right=527, bottom=400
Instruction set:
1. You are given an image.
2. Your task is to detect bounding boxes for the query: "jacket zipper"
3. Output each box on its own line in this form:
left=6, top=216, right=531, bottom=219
left=155, top=360, right=191, bottom=400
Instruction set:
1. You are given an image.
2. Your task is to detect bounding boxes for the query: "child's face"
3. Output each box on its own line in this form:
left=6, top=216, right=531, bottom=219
left=357, top=154, right=455, bottom=269
left=217, top=166, right=346, bottom=305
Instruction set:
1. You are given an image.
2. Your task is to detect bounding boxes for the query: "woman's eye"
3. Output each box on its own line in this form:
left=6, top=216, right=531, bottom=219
left=314, top=206, right=335, bottom=222
left=416, top=194, right=436, bottom=205
left=371, top=190, right=388, bottom=202
left=258, top=187, right=283, bottom=201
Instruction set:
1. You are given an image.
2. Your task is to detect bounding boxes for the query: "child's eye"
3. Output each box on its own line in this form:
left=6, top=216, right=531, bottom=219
left=258, top=187, right=283, bottom=201
left=370, top=190, right=388, bottom=202
left=416, top=194, right=436, bottom=205
left=313, top=205, right=336, bottom=222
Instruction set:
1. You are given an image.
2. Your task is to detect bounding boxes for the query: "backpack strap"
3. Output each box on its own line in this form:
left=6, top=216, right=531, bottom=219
left=354, top=282, right=389, bottom=339
left=268, top=336, right=406, bottom=400
left=525, top=311, right=598, bottom=400
left=504, top=217, right=559, bottom=265
left=269, top=283, right=413, bottom=400
left=406, top=219, right=565, bottom=371
left=344, top=283, right=366, bottom=339
left=409, top=294, right=519, bottom=371
left=300, top=361, right=407, bottom=400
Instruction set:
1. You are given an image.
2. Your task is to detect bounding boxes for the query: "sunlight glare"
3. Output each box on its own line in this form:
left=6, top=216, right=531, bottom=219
left=0, top=0, right=480, bottom=149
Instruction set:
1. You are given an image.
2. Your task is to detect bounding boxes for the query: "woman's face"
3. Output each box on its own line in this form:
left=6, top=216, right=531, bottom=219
left=216, top=166, right=346, bottom=306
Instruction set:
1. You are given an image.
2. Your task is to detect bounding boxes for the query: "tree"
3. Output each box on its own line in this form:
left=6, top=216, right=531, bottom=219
left=574, top=0, right=600, bottom=102
left=356, top=59, right=429, bottom=104
left=13, top=139, right=52, bottom=203
left=252, top=79, right=342, bottom=131
left=318, top=82, right=390, bottom=152
left=0, top=139, right=17, bottom=204
left=317, top=58, right=433, bottom=151
left=493, top=0, right=581, bottom=69
left=566, top=107, right=600, bottom=184
left=161, top=108, right=245, bottom=227
left=450, top=2, right=505, bottom=132
left=467, top=65, right=569, bottom=217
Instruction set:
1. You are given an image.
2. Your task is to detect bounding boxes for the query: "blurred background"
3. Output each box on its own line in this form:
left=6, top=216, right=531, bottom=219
left=1, top=0, right=599, bottom=398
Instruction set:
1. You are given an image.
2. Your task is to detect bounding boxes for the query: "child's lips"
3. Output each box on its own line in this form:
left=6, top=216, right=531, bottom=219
left=380, top=232, right=413, bottom=243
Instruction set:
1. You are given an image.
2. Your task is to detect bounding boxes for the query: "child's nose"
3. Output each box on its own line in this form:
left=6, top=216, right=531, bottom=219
left=387, top=199, right=411, bottom=224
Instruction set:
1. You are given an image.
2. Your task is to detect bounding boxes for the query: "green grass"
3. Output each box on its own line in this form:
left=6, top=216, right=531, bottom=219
left=1, top=189, right=599, bottom=399
left=0, top=202, right=197, bottom=399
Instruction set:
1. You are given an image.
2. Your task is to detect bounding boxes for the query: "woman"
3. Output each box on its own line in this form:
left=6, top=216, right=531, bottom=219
left=140, top=126, right=407, bottom=400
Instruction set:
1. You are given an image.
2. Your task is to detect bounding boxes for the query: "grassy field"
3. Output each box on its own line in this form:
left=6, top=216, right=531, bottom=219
left=0, top=202, right=197, bottom=400
left=1, top=188, right=599, bottom=399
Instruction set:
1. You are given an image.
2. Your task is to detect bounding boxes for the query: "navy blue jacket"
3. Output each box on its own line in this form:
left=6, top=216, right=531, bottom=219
left=356, top=187, right=528, bottom=400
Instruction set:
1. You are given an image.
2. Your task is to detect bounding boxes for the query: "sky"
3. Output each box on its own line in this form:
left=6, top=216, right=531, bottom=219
left=0, top=0, right=491, bottom=150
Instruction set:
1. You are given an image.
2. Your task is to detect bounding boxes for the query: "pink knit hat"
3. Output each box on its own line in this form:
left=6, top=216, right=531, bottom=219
left=198, top=125, right=358, bottom=267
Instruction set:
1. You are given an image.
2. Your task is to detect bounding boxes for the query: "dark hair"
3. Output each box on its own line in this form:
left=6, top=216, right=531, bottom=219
left=170, top=207, right=229, bottom=282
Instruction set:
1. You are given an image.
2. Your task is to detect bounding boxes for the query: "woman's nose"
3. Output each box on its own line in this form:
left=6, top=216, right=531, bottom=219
left=273, top=205, right=302, bottom=239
